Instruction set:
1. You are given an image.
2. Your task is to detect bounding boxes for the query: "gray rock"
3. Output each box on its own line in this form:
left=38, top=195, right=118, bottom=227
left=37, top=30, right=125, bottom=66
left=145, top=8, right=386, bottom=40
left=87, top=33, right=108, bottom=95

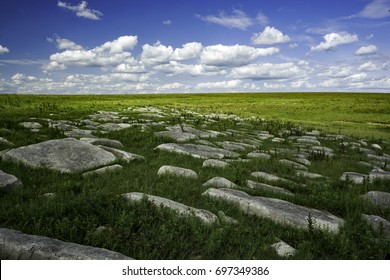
left=49, top=121, right=77, bottom=131
left=0, top=170, right=23, bottom=190
left=19, top=122, right=42, bottom=129
left=271, top=241, right=297, bottom=258
left=202, top=188, right=344, bottom=233
left=157, top=165, right=198, bottom=179
left=296, top=170, right=325, bottom=179
left=98, top=146, right=145, bottom=162
left=123, top=192, right=218, bottom=225
left=297, top=137, right=321, bottom=146
left=246, top=180, right=293, bottom=196
left=80, top=138, right=124, bottom=149
left=155, top=143, right=240, bottom=159
left=362, top=214, right=390, bottom=240
left=362, top=191, right=390, bottom=210
left=154, top=130, right=198, bottom=142
left=272, top=137, right=285, bottom=143
left=340, top=172, right=368, bottom=184
left=165, top=124, right=222, bottom=138
left=294, top=158, right=311, bottom=166
left=202, top=159, right=229, bottom=169
left=251, top=171, right=290, bottom=183
left=247, top=152, right=271, bottom=159
left=217, top=211, right=239, bottom=225
left=369, top=171, right=390, bottom=181
left=203, top=177, right=238, bottom=188
left=309, top=146, right=334, bottom=157
left=371, top=144, right=382, bottom=150
left=96, top=123, right=132, bottom=131
left=216, top=141, right=254, bottom=151
left=367, top=154, right=390, bottom=163
left=2, top=138, right=117, bottom=173
left=279, top=159, right=308, bottom=171
left=64, top=129, right=94, bottom=138
left=82, top=164, right=123, bottom=177
left=0, top=137, right=14, bottom=146
left=0, top=228, right=132, bottom=260
left=43, top=193, right=56, bottom=198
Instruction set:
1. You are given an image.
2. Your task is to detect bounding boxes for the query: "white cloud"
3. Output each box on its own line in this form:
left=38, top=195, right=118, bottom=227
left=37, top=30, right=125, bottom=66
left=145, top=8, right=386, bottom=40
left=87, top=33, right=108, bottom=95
left=355, top=45, right=378, bottom=55
left=318, top=65, right=355, bottom=78
left=310, top=32, right=358, bottom=52
left=172, top=42, right=203, bottom=61
left=48, top=36, right=84, bottom=51
left=256, top=11, right=269, bottom=26
left=196, top=9, right=254, bottom=30
left=0, top=45, right=9, bottom=54
left=358, top=61, right=381, bottom=71
left=230, top=62, right=302, bottom=80
left=157, top=82, right=187, bottom=91
left=11, top=73, right=37, bottom=85
left=196, top=80, right=242, bottom=89
left=200, top=44, right=279, bottom=67
left=94, top=36, right=138, bottom=54
left=358, top=0, right=390, bottom=19
left=251, top=26, right=291, bottom=45
left=58, top=1, right=103, bottom=20
left=140, top=41, right=173, bottom=65
left=163, top=19, right=172, bottom=25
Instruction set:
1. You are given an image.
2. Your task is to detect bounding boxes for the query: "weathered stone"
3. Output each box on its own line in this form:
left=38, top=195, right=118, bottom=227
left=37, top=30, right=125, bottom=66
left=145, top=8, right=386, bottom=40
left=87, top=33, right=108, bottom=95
left=294, top=158, right=311, bottom=166
left=0, top=228, right=132, bottom=260
left=80, top=119, right=100, bottom=127
left=202, top=159, right=229, bottom=169
left=154, top=131, right=198, bottom=142
left=97, top=123, right=132, bottom=131
left=216, top=141, right=254, bottom=151
left=297, top=137, right=321, bottom=146
left=362, top=214, right=390, bottom=240
left=43, top=193, right=56, bottom=198
left=271, top=241, right=297, bottom=258
left=202, top=188, right=344, bottom=233
left=217, top=211, right=239, bottom=225
left=165, top=124, right=222, bottom=138
left=49, top=121, right=77, bottom=131
left=362, top=191, right=390, bottom=210
left=369, top=171, right=390, bottom=181
left=123, top=192, right=218, bottom=225
left=2, top=138, right=117, bottom=173
left=0, top=170, right=23, bottom=190
left=340, top=172, right=368, bottom=184
left=272, top=137, right=285, bottom=143
left=371, top=144, right=382, bottom=150
left=296, top=170, right=325, bottom=179
left=309, top=146, right=334, bottom=157
left=99, top=146, right=145, bottom=162
left=251, top=172, right=290, bottom=183
left=247, top=152, right=271, bottom=159
left=80, top=138, right=124, bottom=149
left=19, top=122, right=42, bottom=129
left=82, top=164, right=123, bottom=177
left=157, top=165, right=198, bottom=179
left=64, top=129, right=95, bottom=138
left=279, top=159, right=308, bottom=171
left=155, top=143, right=240, bottom=159
left=203, top=177, right=238, bottom=188
left=367, top=154, right=390, bottom=163
left=246, top=180, right=293, bottom=196
left=0, top=137, right=14, bottom=146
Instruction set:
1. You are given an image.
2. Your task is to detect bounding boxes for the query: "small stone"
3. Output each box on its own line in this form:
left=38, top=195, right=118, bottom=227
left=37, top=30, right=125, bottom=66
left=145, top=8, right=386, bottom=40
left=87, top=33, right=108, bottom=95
left=251, top=171, right=290, bottom=183
left=19, top=122, right=42, bottom=129
left=155, top=143, right=240, bottom=159
left=217, top=211, right=239, bottom=225
left=297, top=137, right=321, bottom=146
left=279, top=159, right=308, bottom=171
left=154, top=130, right=198, bottom=142
left=43, top=193, right=56, bottom=198
left=246, top=180, right=293, bottom=195
left=157, top=165, right=198, bottom=179
left=202, top=159, right=229, bottom=169
left=272, top=137, right=285, bottom=143
left=296, top=170, right=325, bottom=179
left=203, top=177, right=238, bottom=188
left=0, top=137, right=14, bottom=146
left=0, top=170, right=23, bottom=190
left=80, top=138, right=124, bottom=149
left=97, top=123, right=132, bottom=132
left=371, top=144, right=382, bottom=150
left=82, top=164, right=123, bottom=177
left=340, top=172, right=368, bottom=184
left=247, top=152, right=271, bottom=159
left=369, top=171, right=390, bottom=181
left=271, top=241, right=297, bottom=258
left=362, top=191, right=390, bottom=210
left=362, top=214, right=390, bottom=240
left=64, top=129, right=94, bottom=138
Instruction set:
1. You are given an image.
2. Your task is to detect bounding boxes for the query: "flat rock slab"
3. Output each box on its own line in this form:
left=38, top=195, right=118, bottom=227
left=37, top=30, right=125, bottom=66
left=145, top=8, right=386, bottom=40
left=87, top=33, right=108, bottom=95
left=19, top=122, right=42, bottom=129
left=279, top=159, right=308, bottom=171
left=80, top=138, right=124, bottom=149
left=251, top=171, right=291, bottom=184
left=203, top=177, right=238, bottom=188
left=0, top=170, right=23, bottom=190
left=64, top=129, right=95, bottom=138
left=202, top=188, right=344, bottom=233
left=362, top=214, right=390, bottom=240
left=155, top=143, right=240, bottom=159
left=157, top=165, right=198, bottom=179
left=247, top=152, right=271, bottom=159
left=296, top=170, right=325, bottom=179
left=246, top=180, right=293, bottom=196
left=271, top=241, right=296, bottom=258
left=362, top=191, right=390, bottom=210
left=82, top=164, right=123, bottom=177
left=2, top=138, right=117, bottom=173
left=0, top=228, right=132, bottom=260
left=216, top=141, right=254, bottom=151
left=340, top=172, right=368, bottom=184
left=98, top=146, right=145, bottom=162
left=123, top=192, right=218, bottom=225
left=154, top=131, right=198, bottom=142
left=369, top=171, right=390, bottom=181
left=297, top=137, right=321, bottom=146
left=97, top=123, right=132, bottom=131
left=202, top=159, right=229, bottom=169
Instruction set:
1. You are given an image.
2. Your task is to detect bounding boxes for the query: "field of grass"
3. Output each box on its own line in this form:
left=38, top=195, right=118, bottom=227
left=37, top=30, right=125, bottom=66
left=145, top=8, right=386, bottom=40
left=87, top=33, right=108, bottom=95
left=0, top=92, right=389, bottom=259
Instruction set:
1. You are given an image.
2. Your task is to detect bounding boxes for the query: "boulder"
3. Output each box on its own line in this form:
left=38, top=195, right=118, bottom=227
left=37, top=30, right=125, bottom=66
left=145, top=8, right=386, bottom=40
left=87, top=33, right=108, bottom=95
left=0, top=228, right=132, bottom=260
left=362, top=191, right=390, bottom=210
left=123, top=192, right=218, bottom=225
left=96, top=123, right=132, bottom=131
left=2, top=138, right=117, bottom=173
left=271, top=241, right=297, bottom=258
left=202, top=159, right=229, bottom=169
left=0, top=170, right=23, bottom=190
left=157, top=165, right=198, bottom=179
left=203, top=177, right=238, bottom=188
left=155, top=143, right=240, bottom=159
left=202, top=188, right=344, bottom=233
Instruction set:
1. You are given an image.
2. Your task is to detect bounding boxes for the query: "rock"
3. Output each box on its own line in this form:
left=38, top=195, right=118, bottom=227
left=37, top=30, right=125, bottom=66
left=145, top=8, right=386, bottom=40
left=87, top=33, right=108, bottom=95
left=305, top=130, right=321, bottom=136
left=247, top=152, right=271, bottom=159
left=272, top=137, right=285, bottom=143
left=246, top=180, right=293, bottom=196
left=367, top=154, right=390, bottom=163
left=202, top=159, right=229, bottom=169
left=362, top=214, right=390, bottom=240
left=371, top=144, right=382, bottom=150
left=64, top=129, right=94, bottom=138
left=19, top=122, right=42, bottom=129
left=155, top=143, right=240, bottom=159
left=202, top=188, right=344, bottom=233
left=154, top=131, right=198, bottom=142
left=309, top=146, right=334, bottom=157
left=123, top=192, right=218, bottom=225
left=369, top=171, right=390, bottom=181
left=80, top=138, right=124, bottom=149
left=217, top=211, right=239, bottom=225
left=49, top=121, right=77, bottom=131
left=294, top=158, right=311, bottom=166
left=157, top=165, right=198, bottom=179
left=82, top=164, right=123, bottom=177
left=98, top=146, right=145, bottom=162
left=2, top=138, right=117, bottom=173
left=271, top=241, right=297, bottom=258
left=216, top=141, right=254, bottom=151
left=297, top=137, right=321, bottom=146
left=340, top=172, right=368, bottom=184
left=0, top=137, right=14, bottom=146
left=96, top=123, right=132, bottom=132
left=0, top=170, right=23, bottom=190
left=296, top=170, right=325, bottom=179
left=362, top=191, right=390, bottom=210
left=43, top=193, right=56, bottom=198
left=0, top=228, right=132, bottom=260
left=279, top=159, right=308, bottom=171
left=203, top=177, right=238, bottom=188
left=251, top=171, right=290, bottom=183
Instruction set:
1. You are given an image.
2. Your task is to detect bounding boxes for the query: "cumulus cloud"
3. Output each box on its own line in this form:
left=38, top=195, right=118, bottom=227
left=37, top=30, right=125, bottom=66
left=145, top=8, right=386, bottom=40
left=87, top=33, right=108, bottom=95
left=310, top=32, right=358, bottom=52
left=48, top=36, right=84, bottom=51
left=0, top=45, right=10, bottom=54
left=163, top=19, right=172, bottom=25
left=358, top=61, right=381, bottom=71
left=196, top=9, right=254, bottom=30
left=172, top=42, right=203, bottom=61
left=140, top=41, right=174, bottom=65
left=196, top=80, right=242, bottom=89
left=355, top=45, right=378, bottom=55
left=358, top=0, right=390, bottom=19
left=11, top=73, right=37, bottom=85
left=251, top=26, right=291, bottom=45
left=200, top=44, right=279, bottom=67
left=229, top=62, right=302, bottom=80
left=58, top=1, right=103, bottom=20
left=154, top=61, right=227, bottom=77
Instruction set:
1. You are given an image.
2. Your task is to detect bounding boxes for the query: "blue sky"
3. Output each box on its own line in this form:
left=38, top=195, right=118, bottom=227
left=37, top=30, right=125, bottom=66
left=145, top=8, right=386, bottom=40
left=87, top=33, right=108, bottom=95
left=0, top=0, right=389, bottom=93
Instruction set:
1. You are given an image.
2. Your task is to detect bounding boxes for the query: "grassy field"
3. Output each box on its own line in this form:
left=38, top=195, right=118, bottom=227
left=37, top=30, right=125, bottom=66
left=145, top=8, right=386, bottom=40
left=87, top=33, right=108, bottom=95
left=0, top=92, right=389, bottom=259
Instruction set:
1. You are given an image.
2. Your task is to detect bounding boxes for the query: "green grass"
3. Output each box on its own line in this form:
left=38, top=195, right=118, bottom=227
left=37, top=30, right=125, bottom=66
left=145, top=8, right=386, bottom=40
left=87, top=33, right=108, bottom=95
left=0, top=92, right=389, bottom=259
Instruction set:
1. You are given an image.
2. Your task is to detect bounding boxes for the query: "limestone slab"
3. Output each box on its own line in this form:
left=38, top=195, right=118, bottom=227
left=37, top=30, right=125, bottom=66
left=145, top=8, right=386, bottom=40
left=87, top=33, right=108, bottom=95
left=155, top=143, right=240, bottom=159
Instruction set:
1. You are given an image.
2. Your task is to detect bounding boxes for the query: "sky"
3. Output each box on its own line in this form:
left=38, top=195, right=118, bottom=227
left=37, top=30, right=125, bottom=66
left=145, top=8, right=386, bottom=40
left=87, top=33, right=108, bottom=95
left=0, top=0, right=389, bottom=94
